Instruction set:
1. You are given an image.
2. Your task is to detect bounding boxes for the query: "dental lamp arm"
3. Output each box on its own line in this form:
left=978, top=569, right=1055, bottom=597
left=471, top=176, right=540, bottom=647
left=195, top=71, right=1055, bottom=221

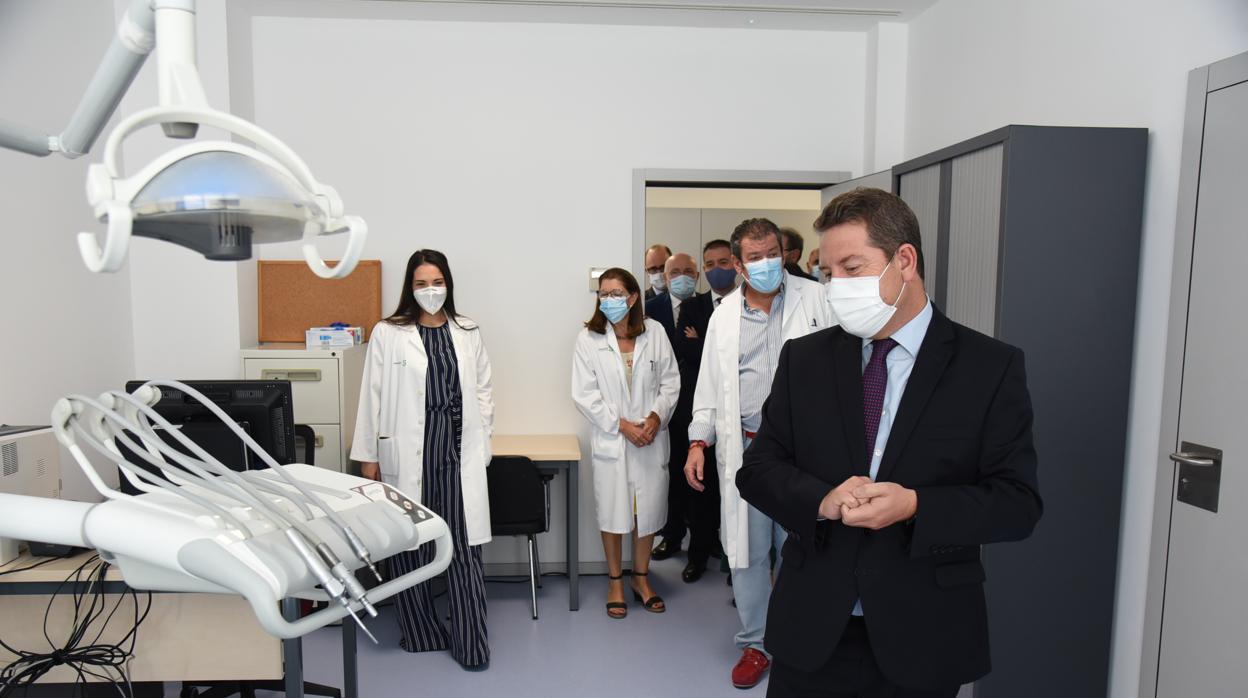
left=0, top=0, right=156, bottom=159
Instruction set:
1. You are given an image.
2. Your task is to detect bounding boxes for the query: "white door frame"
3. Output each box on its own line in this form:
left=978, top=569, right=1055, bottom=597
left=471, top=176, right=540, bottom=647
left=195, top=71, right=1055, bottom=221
left=632, top=168, right=852, bottom=281
left=1138, top=50, right=1248, bottom=698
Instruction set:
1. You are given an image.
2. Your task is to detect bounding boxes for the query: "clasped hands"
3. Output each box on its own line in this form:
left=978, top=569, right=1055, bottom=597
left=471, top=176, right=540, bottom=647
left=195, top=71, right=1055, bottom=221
left=620, top=413, right=661, bottom=448
left=819, top=476, right=918, bottom=530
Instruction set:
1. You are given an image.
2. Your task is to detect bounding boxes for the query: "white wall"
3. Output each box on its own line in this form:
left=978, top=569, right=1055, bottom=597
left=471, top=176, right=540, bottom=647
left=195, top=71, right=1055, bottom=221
left=0, top=0, right=144, bottom=499
left=646, top=188, right=823, bottom=210
left=903, top=1, right=1248, bottom=696
left=241, top=14, right=867, bottom=565
left=863, top=22, right=908, bottom=173
left=119, top=0, right=247, bottom=381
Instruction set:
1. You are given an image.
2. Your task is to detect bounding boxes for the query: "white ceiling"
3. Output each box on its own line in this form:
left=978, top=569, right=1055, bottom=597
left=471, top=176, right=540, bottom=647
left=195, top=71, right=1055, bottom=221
left=269, top=0, right=940, bottom=31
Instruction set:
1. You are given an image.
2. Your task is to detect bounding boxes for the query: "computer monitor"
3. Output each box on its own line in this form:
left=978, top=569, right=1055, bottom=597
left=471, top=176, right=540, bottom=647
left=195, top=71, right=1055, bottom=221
left=116, top=380, right=295, bottom=495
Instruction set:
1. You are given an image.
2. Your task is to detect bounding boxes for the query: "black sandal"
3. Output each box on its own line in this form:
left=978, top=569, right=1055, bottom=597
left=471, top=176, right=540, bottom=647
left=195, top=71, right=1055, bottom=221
left=606, top=574, right=628, bottom=619
left=631, top=571, right=666, bottom=613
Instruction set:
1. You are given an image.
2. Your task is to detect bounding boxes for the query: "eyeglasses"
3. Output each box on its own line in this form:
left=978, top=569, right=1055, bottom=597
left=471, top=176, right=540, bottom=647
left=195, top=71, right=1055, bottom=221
left=598, top=290, right=630, bottom=300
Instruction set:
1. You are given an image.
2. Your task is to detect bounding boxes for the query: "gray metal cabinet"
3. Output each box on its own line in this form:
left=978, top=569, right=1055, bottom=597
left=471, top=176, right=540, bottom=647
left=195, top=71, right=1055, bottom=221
left=893, top=126, right=1148, bottom=698
left=945, top=144, right=1003, bottom=336
left=897, top=165, right=942, bottom=298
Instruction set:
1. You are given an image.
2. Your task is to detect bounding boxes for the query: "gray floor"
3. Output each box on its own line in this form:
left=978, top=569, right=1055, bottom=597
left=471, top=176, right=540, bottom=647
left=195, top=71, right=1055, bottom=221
left=169, top=556, right=973, bottom=698
left=259, top=557, right=760, bottom=698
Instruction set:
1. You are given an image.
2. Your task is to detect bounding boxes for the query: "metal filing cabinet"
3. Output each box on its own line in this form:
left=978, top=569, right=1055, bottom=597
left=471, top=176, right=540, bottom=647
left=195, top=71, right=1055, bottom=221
left=241, top=344, right=366, bottom=472
left=892, top=125, right=1148, bottom=698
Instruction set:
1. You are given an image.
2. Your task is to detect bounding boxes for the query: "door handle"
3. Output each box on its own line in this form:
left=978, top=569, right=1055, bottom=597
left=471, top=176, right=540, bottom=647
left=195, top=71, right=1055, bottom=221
left=1172, top=442, right=1222, bottom=513
left=1170, top=452, right=1215, bottom=467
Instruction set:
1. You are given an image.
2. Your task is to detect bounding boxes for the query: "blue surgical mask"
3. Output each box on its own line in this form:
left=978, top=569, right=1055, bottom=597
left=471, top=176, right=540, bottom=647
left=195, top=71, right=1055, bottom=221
left=669, top=275, right=696, bottom=300
left=706, top=267, right=737, bottom=291
left=744, top=257, right=783, bottom=294
left=600, top=297, right=630, bottom=324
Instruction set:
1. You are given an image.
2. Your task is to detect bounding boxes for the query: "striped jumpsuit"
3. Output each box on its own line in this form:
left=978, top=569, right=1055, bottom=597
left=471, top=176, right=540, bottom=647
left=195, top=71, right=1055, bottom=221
left=390, top=323, right=489, bottom=667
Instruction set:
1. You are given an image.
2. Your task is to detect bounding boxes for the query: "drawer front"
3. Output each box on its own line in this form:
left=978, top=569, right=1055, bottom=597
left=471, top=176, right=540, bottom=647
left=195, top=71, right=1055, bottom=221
left=243, top=358, right=341, bottom=424
left=296, top=424, right=342, bottom=472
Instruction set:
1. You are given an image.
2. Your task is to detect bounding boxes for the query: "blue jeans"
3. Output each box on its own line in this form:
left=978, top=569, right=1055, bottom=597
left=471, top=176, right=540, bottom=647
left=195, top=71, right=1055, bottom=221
left=731, top=503, right=787, bottom=653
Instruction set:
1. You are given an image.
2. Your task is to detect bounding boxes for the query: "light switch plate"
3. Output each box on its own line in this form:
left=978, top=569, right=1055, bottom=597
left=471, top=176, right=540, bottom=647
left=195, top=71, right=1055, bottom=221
left=589, top=267, right=609, bottom=291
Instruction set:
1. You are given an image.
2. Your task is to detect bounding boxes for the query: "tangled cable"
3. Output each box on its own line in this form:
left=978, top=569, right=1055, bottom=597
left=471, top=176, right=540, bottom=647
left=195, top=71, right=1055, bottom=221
left=0, top=554, right=152, bottom=697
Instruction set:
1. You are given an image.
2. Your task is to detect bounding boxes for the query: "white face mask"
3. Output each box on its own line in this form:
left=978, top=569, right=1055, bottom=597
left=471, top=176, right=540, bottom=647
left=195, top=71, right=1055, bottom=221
left=413, top=286, right=447, bottom=315
left=826, top=259, right=906, bottom=339
left=648, top=272, right=666, bottom=291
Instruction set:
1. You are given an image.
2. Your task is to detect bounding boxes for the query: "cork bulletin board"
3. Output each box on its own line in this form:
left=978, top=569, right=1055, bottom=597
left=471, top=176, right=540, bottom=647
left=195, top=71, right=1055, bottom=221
left=257, top=260, right=383, bottom=343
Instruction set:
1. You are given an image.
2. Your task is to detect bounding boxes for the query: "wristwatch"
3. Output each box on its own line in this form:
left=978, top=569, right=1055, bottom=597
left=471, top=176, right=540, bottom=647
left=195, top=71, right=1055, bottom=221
left=689, top=440, right=708, bottom=450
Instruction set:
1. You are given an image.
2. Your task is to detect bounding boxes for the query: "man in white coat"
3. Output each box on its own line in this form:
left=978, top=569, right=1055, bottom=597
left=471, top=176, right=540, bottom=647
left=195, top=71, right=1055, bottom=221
left=685, top=218, right=833, bottom=689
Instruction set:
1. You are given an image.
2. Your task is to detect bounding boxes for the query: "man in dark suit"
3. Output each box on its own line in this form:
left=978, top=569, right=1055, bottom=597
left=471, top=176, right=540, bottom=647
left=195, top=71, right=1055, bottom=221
left=781, top=228, right=817, bottom=282
left=670, top=262, right=722, bottom=582
left=737, top=188, right=1042, bottom=698
left=644, top=244, right=672, bottom=301
left=645, top=253, right=719, bottom=581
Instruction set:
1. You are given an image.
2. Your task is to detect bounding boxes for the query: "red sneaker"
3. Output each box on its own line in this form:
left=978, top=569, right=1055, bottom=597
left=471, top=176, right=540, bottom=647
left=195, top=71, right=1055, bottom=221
left=731, top=648, right=771, bottom=689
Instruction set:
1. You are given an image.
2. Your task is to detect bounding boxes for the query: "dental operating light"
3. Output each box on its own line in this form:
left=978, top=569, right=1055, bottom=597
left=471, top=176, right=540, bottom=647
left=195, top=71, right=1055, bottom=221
left=0, top=0, right=365, bottom=279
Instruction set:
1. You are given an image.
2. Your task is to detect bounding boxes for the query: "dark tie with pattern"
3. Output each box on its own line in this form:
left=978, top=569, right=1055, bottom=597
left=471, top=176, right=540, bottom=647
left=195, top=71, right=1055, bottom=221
left=862, top=338, right=899, bottom=457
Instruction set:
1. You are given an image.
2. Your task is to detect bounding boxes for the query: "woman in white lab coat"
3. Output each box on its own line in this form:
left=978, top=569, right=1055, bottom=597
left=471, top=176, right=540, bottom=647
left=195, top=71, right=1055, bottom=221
left=351, top=249, right=494, bottom=669
left=571, top=267, right=680, bottom=619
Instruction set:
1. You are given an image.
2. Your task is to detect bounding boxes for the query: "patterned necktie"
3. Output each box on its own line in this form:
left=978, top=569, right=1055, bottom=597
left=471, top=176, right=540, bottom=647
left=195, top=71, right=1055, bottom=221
left=863, top=338, right=899, bottom=458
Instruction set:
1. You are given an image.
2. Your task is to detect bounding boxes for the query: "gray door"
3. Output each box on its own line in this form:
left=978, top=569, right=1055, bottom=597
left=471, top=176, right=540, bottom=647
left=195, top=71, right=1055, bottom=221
left=1156, top=77, right=1248, bottom=697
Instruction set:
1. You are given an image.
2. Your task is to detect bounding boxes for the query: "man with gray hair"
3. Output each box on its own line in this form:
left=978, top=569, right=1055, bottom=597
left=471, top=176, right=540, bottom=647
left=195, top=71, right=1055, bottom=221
left=647, top=252, right=704, bottom=570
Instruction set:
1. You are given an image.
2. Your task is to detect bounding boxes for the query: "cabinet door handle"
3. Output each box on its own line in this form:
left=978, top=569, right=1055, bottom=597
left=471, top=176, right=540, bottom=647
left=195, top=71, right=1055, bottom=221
left=314, top=435, right=325, bottom=448
left=261, top=368, right=322, bottom=382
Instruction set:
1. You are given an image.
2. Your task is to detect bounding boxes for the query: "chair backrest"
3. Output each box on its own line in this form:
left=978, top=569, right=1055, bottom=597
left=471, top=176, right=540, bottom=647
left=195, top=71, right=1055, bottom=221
left=486, top=455, right=548, bottom=535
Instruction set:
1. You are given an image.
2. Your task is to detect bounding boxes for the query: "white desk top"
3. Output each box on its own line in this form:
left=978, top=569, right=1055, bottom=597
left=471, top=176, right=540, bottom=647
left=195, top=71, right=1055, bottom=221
left=491, top=434, right=582, bottom=462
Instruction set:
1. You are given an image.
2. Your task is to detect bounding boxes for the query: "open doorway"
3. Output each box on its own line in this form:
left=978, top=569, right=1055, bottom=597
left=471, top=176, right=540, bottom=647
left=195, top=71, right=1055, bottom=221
left=631, top=169, right=852, bottom=296
left=645, top=187, right=826, bottom=295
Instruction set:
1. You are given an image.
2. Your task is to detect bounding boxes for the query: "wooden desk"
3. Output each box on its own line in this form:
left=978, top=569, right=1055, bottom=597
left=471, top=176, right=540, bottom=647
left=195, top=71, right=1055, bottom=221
left=0, top=552, right=280, bottom=685
left=0, top=552, right=360, bottom=697
left=491, top=435, right=582, bottom=611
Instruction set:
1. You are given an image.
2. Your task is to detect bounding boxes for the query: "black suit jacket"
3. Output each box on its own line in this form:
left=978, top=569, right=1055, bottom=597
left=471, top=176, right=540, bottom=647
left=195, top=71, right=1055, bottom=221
left=646, top=292, right=715, bottom=457
left=644, top=292, right=677, bottom=346
left=736, top=307, right=1042, bottom=689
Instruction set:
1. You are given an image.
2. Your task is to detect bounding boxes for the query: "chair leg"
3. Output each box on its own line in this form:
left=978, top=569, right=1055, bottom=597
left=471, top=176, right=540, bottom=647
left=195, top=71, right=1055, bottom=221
left=533, top=535, right=543, bottom=588
left=527, top=534, right=539, bottom=620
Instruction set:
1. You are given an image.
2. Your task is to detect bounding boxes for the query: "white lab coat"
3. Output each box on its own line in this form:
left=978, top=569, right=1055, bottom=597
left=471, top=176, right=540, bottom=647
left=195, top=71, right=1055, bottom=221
left=691, top=273, right=834, bottom=568
left=571, top=319, right=680, bottom=536
left=350, top=318, right=495, bottom=546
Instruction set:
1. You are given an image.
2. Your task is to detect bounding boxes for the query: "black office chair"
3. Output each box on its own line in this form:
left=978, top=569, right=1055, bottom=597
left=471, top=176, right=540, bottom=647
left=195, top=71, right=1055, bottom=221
left=486, top=455, right=551, bottom=620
